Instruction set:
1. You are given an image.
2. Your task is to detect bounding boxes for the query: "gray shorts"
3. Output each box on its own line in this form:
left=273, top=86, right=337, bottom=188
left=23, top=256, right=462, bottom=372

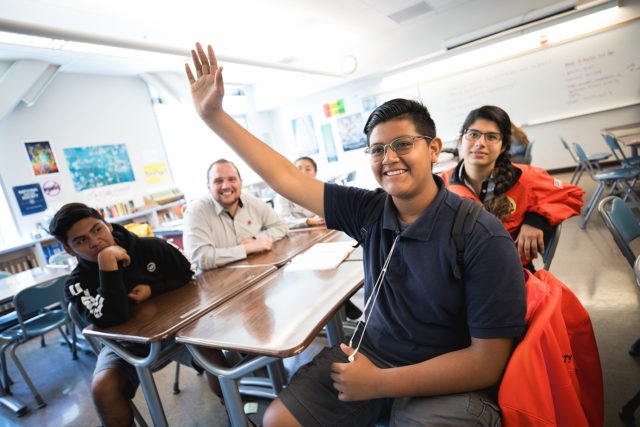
left=278, top=346, right=502, bottom=427
left=94, top=340, right=194, bottom=400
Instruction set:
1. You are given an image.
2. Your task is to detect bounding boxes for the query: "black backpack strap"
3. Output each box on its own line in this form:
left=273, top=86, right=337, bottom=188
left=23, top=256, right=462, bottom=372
left=355, top=189, right=387, bottom=247
left=451, top=198, right=482, bottom=280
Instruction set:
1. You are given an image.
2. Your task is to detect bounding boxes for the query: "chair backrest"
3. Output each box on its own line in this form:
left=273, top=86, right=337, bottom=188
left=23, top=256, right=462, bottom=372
left=560, top=137, right=579, bottom=164
left=67, top=302, right=102, bottom=355
left=48, top=251, right=75, bottom=266
left=542, top=222, right=562, bottom=271
left=602, top=132, right=629, bottom=164
left=572, top=143, right=598, bottom=178
left=14, top=276, right=68, bottom=327
left=0, top=271, right=11, bottom=279
left=522, top=141, right=534, bottom=165
left=598, top=196, right=640, bottom=267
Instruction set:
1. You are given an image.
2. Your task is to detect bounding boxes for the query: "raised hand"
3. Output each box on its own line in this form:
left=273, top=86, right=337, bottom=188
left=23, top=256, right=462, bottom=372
left=185, top=43, right=225, bottom=120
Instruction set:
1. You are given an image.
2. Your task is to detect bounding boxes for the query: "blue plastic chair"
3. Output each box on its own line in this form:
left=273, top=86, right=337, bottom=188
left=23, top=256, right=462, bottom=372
left=0, top=276, right=73, bottom=408
left=598, top=196, right=640, bottom=267
left=542, top=222, right=562, bottom=271
left=560, top=137, right=610, bottom=185
left=573, top=143, right=640, bottom=229
left=601, top=133, right=640, bottom=168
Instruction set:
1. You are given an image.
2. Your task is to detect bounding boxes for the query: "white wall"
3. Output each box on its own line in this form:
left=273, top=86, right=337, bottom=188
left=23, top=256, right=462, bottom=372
left=0, top=73, right=173, bottom=239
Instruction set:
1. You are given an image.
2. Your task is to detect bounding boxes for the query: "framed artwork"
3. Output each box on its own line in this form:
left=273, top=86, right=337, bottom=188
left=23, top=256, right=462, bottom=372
left=337, top=113, right=366, bottom=152
left=321, top=123, right=338, bottom=163
left=292, top=115, right=319, bottom=155
left=63, top=144, right=136, bottom=191
left=13, top=183, right=47, bottom=215
left=25, top=141, right=59, bottom=175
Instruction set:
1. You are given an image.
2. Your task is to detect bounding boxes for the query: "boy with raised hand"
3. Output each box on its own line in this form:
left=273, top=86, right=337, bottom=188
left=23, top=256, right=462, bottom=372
left=49, top=202, right=225, bottom=427
left=186, top=43, right=526, bottom=427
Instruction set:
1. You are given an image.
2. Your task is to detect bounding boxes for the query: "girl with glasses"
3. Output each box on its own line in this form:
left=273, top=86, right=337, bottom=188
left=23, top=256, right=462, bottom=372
left=441, top=105, right=585, bottom=271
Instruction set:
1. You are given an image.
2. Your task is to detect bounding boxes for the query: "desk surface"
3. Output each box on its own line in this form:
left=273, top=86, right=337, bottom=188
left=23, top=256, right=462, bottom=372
left=226, top=227, right=335, bottom=268
left=84, top=265, right=275, bottom=344
left=176, top=261, right=364, bottom=357
left=603, top=122, right=640, bottom=145
left=0, top=265, right=72, bottom=302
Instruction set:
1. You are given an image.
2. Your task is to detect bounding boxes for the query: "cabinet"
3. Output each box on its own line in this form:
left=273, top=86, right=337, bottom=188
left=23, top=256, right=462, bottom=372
left=0, top=200, right=185, bottom=273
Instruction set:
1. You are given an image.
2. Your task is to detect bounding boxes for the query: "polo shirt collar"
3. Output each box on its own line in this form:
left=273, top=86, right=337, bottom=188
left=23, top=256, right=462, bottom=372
left=208, top=193, right=244, bottom=217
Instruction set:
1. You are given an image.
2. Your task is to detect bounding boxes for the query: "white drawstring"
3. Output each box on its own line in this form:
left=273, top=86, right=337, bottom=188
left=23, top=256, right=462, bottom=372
left=348, top=234, right=399, bottom=362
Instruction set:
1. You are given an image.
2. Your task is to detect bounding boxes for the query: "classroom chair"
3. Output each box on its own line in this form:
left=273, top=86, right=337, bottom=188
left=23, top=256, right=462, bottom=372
left=573, top=143, right=640, bottom=229
left=0, top=276, right=74, bottom=408
left=560, top=137, right=610, bottom=185
left=602, top=132, right=640, bottom=168
left=598, top=196, right=640, bottom=268
left=541, top=222, right=562, bottom=271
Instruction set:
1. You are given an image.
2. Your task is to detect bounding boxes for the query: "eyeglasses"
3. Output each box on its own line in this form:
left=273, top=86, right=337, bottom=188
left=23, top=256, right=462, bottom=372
left=364, top=135, right=433, bottom=161
left=463, top=129, right=502, bottom=144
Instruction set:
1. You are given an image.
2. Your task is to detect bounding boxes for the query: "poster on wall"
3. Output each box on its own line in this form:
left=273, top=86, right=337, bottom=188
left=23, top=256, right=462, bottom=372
left=13, top=183, right=47, bottom=216
left=292, top=115, right=319, bottom=156
left=321, top=123, right=338, bottom=163
left=337, top=113, right=366, bottom=152
left=24, top=141, right=59, bottom=175
left=63, top=143, right=136, bottom=191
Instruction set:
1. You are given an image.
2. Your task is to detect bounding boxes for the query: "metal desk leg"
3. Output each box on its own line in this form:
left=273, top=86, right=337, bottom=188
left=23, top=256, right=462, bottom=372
left=325, top=314, right=345, bottom=347
left=100, top=340, right=181, bottom=427
left=188, top=345, right=280, bottom=427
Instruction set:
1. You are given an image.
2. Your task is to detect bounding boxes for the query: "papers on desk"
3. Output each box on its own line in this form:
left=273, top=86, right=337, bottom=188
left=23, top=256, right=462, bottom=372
left=285, top=240, right=357, bottom=271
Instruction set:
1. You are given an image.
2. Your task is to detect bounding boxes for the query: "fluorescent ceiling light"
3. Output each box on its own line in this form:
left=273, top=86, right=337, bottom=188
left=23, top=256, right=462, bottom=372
left=381, top=4, right=622, bottom=93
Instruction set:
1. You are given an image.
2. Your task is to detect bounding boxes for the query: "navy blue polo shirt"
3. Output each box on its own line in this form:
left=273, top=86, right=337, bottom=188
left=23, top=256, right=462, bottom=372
left=324, top=176, right=526, bottom=367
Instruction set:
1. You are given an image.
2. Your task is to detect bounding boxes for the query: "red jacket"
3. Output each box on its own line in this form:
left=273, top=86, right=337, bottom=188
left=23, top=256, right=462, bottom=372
left=440, top=163, right=584, bottom=241
left=499, top=270, right=604, bottom=426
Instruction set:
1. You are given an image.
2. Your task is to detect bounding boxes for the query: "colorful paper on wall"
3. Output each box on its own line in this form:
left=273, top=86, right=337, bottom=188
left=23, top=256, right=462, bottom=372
left=323, top=99, right=346, bottom=117
left=25, top=141, right=59, bottom=176
left=143, top=162, right=171, bottom=184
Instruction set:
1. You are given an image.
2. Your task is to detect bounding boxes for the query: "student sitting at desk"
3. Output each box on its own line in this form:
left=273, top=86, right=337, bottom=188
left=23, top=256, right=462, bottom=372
left=274, top=156, right=326, bottom=229
left=440, top=105, right=584, bottom=271
left=183, top=158, right=288, bottom=270
left=48, top=203, right=226, bottom=427
left=186, top=43, right=526, bottom=427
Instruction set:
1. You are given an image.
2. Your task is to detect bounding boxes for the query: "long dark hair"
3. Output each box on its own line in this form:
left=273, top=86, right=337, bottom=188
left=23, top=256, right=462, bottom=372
left=460, top=105, right=516, bottom=220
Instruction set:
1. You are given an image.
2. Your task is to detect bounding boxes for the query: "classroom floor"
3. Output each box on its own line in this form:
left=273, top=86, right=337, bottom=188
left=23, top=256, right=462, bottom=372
left=0, top=171, right=638, bottom=427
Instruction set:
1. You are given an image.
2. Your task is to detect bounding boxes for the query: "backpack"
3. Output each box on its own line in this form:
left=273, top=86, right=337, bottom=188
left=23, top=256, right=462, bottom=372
left=358, top=190, right=482, bottom=280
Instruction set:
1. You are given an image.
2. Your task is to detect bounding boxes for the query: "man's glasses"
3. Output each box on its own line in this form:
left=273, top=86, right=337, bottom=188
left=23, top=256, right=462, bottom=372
left=364, top=135, right=433, bottom=161
left=463, top=129, right=502, bottom=144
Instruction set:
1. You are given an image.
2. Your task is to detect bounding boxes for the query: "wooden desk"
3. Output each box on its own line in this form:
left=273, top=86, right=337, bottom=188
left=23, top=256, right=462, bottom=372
left=177, top=261, right=364, bottom=427
left=603, top=123, right=640, bottom=156
left=83, top=265, right=275, bottom=427
left=0, top=265, right=71, bottom=303
left=320, top=230, right=363, bottom=261
left=226, top=227, right=335, bottom=268
left=0, top=265, right=71, bottom=416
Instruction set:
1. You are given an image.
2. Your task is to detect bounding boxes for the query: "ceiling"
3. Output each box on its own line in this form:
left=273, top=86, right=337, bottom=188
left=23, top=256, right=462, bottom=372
left=0, top=0, right=605, bottom=102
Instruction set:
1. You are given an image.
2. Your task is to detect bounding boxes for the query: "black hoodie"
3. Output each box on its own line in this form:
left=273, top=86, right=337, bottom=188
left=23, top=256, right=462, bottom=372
left=65, top=223, right=194, bottom=328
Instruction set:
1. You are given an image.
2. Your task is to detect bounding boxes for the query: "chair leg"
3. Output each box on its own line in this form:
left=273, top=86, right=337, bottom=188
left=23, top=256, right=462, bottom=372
left=0, top=341, right=14, bottom=394
left=173, top=362, right=181, bottom=395
left=130, top=400, right=149, bottom=427
left=581, top=182, right=606, bottom=229
left=9, top=342, right=46, bottom=408
left=619, top=389, right=640, bottom=422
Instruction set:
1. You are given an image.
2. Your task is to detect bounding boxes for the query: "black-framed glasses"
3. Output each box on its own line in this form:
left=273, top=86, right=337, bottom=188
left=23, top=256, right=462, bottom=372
left=463, top=129, right=502, bottom=144
left=364, top=135, right=433, bottom=161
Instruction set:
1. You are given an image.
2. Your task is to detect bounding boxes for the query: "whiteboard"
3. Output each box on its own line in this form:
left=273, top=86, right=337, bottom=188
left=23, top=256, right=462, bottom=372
left=417, top=20, right=640, bottom=139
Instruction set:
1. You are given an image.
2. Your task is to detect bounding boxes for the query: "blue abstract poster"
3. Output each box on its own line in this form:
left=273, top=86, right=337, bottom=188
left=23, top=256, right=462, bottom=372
left=64, top=144, right=136, bottom=191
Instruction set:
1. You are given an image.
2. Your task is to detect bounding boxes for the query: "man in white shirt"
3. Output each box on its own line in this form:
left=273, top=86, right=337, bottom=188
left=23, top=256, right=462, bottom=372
left=183, top=158, right=288, bottom=270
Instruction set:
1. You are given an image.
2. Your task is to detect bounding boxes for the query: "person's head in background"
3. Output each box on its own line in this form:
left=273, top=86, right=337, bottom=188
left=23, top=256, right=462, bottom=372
left=294, top=156, right=317, bottom=178
left=207, top=158, right=243, bottom=212
left=510, top=123, right=530, bottom=160
left=363, top=98, right=442, bottom=199
left=458, top=105, right=516, bottom=220
left=49, top=202, right=115, bottom=263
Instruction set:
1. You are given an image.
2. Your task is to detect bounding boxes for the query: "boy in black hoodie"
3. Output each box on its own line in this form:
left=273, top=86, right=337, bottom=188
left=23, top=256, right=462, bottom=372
left=49, top=202, right=225, bottom=427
